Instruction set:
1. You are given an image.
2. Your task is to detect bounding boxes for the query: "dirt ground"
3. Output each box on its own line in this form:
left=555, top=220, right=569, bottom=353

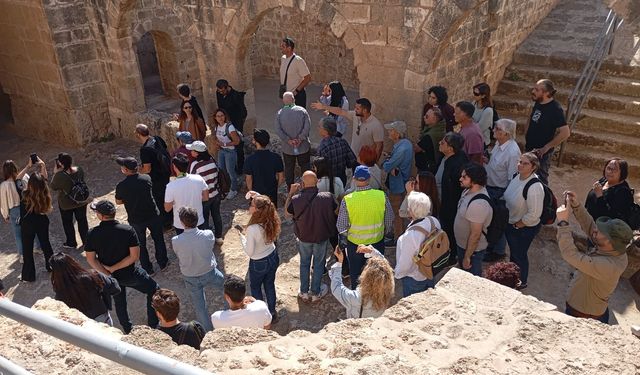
left=0, top=132, right=639, bottom=337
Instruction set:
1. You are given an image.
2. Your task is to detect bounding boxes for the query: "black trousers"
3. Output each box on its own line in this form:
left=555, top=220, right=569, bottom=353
left=21, top=213, right=54, bottom=282
left=59, top=204, right=88, bottom=247
left=283, top=151, right=311, bottom=189
left=112, top=266, right=159, bottom=334
left=131, top=215, right=168, bottom=274
left=151, top=177, right=170, bottom=226
left=294, top=89, right=307, bottom=108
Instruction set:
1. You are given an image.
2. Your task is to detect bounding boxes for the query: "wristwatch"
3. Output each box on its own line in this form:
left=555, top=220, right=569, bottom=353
left=557, top=220, right=569, bottom=227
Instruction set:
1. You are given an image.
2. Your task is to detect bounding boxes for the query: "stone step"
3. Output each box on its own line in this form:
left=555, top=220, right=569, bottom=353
left=513, top=52, right=640, bottom=80
left=497, top=80, right=640, bottom=117
left=568, top=129, right=639, bottom=158
left=560, top=145, right=640, bottom=176
left=504, top=64, right=640, bottom=97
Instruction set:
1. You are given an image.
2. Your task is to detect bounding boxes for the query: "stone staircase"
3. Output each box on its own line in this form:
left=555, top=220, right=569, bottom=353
left=494, top=0, right=640, bottom=175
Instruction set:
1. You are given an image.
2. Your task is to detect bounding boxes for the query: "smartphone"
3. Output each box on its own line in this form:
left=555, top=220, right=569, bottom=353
left=30, top=153, right=38, bottom=164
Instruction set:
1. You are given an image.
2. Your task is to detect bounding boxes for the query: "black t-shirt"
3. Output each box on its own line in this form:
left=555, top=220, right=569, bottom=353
left=525, top=99, right=566, bottom=150
left=85, top=220, right=139, bottom=275
left=140, top=137, right=170, bottom=183
left=158, top=321, right=205, bottom=350
left=243, top=150, right=284, bottom=197
left=115, top=174, right=159, bottom=224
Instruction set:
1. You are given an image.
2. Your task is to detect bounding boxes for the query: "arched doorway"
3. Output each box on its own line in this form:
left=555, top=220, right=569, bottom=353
left=0, top=83, right=13, bottom=128
left=136, top=31, right=179, bottom=112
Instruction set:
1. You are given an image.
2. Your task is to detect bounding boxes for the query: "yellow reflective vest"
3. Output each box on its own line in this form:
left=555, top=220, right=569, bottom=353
left=344, top=189, right=386, bottom=244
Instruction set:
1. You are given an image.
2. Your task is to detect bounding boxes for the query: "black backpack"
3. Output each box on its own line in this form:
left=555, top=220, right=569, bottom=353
left=212, top=157, right=231, bottom=198
left=522, top=177, right=558, bottom=225
left=467, top=193, right=509, bottom=245
left=64, top=171, right=90, bottom=205
left=146, top=136, right=171, bottom=176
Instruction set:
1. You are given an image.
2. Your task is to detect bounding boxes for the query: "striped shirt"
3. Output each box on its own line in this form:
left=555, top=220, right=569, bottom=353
left=190, top=159, right=219, bottom=198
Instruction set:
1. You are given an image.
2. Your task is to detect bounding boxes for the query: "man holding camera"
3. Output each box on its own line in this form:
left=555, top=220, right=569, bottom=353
left=556, top=191, right=631, bottom=323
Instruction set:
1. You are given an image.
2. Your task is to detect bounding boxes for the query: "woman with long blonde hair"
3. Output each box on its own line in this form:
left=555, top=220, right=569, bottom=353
left=237, top=193, right=281, bottom=323
left=21, top=159, right=55, bottom=282
left=330, top=245, right=395, bottom=318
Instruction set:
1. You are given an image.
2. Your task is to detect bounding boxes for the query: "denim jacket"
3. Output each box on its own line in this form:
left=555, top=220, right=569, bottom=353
left=382, top=138, right=413, bottom=194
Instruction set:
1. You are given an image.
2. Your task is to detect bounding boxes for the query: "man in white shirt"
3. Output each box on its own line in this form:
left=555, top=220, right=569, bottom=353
left=211, top=274, right=272, bottom=329
left=280, top=37, right=311, bottom=108
left=484, top=119, right=521, bottom=262
left=164, top=154, right=208, bottom=235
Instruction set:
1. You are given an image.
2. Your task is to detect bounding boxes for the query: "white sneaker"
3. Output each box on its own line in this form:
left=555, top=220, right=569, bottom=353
left=226, top=191, right=238, bottom=200
left=311, top=284, right=329, bottom=302
left=632, top=325, right=640, bottom=338
left=215, top=238, right=224, bottom=245
left=298, top=291, right=311, bottom=302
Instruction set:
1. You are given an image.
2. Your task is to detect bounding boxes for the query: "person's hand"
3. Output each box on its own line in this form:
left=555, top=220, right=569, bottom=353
left=289, top=183, right=301, bottom=195
left=310, top=101, right=325, bottom=111
left=245, top=190, right=260, bottom=200
left=556, top=204, right=570, bottom=222
left=563, top=190, right=579, bottom=208
left=462, top=256, right=471, bottom=270
left=593, top=181, right=603, bottom=198
left=3, top=217, right=9, bottom=223
left=405, top=180, right=415, bottom=194
left=322, top=84, right=330, bottom=96
left=482, top=155, right=489, bottom=164
left=172, top=113, right=179, bottom=121
left=356, top=244, right=373, bottom=254
left=243, top=296, right=256, bottom=305
left=334, top=246, right=344, bottom=263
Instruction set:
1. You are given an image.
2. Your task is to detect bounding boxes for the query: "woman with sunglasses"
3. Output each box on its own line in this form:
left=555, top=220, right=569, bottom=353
left=237, top=193, right=281, bottom=323
left=178, top=101, right=207, bottom=141
left=214, top=108, right=242, bottom=199
left=400, top=171, right=441, bottom=219
left=472, top=82, right=495, bottom=147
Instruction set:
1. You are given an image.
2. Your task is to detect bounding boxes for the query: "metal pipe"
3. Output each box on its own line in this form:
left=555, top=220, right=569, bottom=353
left=0, top=354, right=33, bottom=375
left=0, top=298, right=212, bottom=375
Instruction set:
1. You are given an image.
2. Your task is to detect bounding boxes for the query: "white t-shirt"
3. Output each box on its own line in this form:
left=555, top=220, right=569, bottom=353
left=211, top=300, right=272, bottom=329
left=317, top=176, right=345, bottom=197
left=165, top=174, right=208, bottom=229
left=216, top=123, right=237, bottom=150
left=280, top=54, right=310, bottom=92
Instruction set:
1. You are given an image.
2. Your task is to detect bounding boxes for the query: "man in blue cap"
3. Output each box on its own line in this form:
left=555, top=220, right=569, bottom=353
left=337, top=165, right=393, bottom=289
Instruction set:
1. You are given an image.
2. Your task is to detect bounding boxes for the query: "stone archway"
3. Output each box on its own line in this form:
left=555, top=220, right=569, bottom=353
left=135, top=30, right=180, bottom=111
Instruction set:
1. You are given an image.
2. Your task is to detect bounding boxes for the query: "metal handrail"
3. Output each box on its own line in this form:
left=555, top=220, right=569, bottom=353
left=0, top=298, right=213, bottom=375
left=557, top=9, right=623, bottom=166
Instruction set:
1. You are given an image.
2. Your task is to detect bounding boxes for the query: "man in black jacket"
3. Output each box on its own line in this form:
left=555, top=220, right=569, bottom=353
left=216, top=79, right=247, bottom=174
left=436, top=132, right=468, bottom=263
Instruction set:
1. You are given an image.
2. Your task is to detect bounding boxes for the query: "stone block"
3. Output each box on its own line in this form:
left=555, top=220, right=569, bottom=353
left=56, top=43, right=98, bottom=65
left=425, top=0, right=463, bottom=41
left=404, top=7, right=430, bottom=29
left=330, top=13, right=349, bottom=39
left=44, top=4, right=88, bottom=30
left=357, top=25, right=387, bottom=46
left=403, top=69, right=426, bottom=91
left=335, top=4, right=371, bottom=25
left=62, top=63, right=102, bottom=88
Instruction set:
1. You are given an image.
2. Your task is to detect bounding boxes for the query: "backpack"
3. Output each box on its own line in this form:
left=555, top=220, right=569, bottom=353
left=146, top=136, right=171, bottom=176
left=522, top=177, right=558, bottom=225
left=64, top=171, right=90, bottom=205
left=212, top=157, right=231, bottom=198
left=468, top=193, right=508, bottom=245
left=223, top=123, right=243, bottom=140
left=410, top=217, right=451, bottom=279
left=627, top=189, right=640, bottom=230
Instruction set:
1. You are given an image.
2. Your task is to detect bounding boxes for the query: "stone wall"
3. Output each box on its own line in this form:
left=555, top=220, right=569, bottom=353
left=248, top=7, right=359, bottom=90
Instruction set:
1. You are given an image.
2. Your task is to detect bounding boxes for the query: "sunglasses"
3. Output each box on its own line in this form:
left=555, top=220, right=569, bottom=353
left=183, top=106, right=192, bottom=110
left=473, top=92, right=481, bottom=96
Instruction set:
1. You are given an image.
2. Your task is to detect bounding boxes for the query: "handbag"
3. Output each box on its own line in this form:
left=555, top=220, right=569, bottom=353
left=279, top=55, right=296, bottom=98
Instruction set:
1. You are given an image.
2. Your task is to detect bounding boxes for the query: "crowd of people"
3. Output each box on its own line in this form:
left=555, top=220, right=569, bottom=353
left=1, top=36, right=639, bottom=350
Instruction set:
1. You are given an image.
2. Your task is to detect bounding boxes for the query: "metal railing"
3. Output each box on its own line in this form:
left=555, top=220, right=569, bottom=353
left=0, top=298, right=213, bottom=375
left=557, top=9, right=623, bottom=166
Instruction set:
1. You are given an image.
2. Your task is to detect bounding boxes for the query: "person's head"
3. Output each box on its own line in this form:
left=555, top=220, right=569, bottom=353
left=178, top=206, right=199, bottom=229
left=531, top=79, right=556, bottom=102
left=318, top=117, right=337, bottom=138
left=384, top=120, right=407, bottom=141
left=176, top=131, right=193, bottom=146
left=407, top=191, right=432, bottom=219
left=212, top=108, right=230, bottom=126
left=134, top=124, right=150, bottom=143
left=23, top=172, right=51, bottom=215
left=176, top=83, right=191, bottom=99
left=485, top=262, right=521, bottom=289
left=472, top=82, right=492, bottom=108
left=301, top=170, right=318, bottom=188
left=90, top=200, right=116, bottom=221
left=358, top=145, right=378, bottom=167
left=179, top=100, right=195, bottom=120
left=116, top=156, right=138, bottom=175
left=439, top=132, right=465, bottom=156
left=494, top=119, right=516, bottom=143
left=459, top=162, right=487, bottom=189
left=424, top=107, right=443, bottom=127
left=415, top=171, right=440, bottom=217
left=215, top=79, right=230, bottom=96
left=328, top=81, right=347, bottom=108
left=427, top=86, right=449, bottom=107
left=312, top=156, right=333, bottom=181
left=354, top=98, right=372, bottom=118
left=49, top=252, right=104, bottom=312
left=253, top=129, right=270, bottom=148
left=2, top=160, right=18, bottom=181
left=56, top=153, right=73, bottom=171
left=223, top=274, right=246, bottom=306
left=602, top=158, right=628, bottom=184
left=359, top=257, right=395, bottom=311
left=353, top=165, right=371, bottom=187
left=172, top=153, right=190, bottom=174
left=186, top=140, right=209, bottom=160
left=592, top=216, right=633, bottom=254
left=248, top=195, right=281, bottom=243
left=517, top=152, right=540, bottom=178
left=282, top=91, right=295, bottom=105
left=281, top=37, right=295, bottom=55
left=152, top=289, right=180, bottom=323
left=454, top=101, right=475, bottom=123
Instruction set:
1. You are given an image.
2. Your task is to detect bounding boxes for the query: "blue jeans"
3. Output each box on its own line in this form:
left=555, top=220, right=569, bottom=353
left=505, top=223, right=541, bottom=284
left=298, top=239, right=329, bottom=295
left=200, top=196, right=222, bottom=238
left=249, top=250, right=279, bottom=314
left=112, top=266, right=159, bottom=334
left=131, top=215, right=168, bottom=274
left=183, top=267, right=225, bottom=332
left=218, top=148, right=238, bottom=191
left=456, top=246, right=486, bottom=277
left=9, top=206, right=23, bottom=255
left=401, top=276, right=434, bottom=297
left=486, top=186, right=507, bottom=255
left=346, top=239, right=385, bottom=290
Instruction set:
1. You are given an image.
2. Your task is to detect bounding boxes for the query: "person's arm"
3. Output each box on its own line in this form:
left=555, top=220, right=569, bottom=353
left=345, top=145, right=358, bottom=170
left=202, top=189, right=209, bottom=202
left=245, top=174, right=253, bottom=191
left=463, top=221, right=483, bottom=268
left=240, top=225, right=258, bottom=258
left=336, top=199, right=350, bottom=234
left=520, top=182, right=544, bottom=227
left=277, top=172, right=285, bottom=187
left=382, top=148, right=404, bottom=173
left=100, top=273, right=122, bottom=296
left=284, top=186, right=300, bottom=219
left=477, top=107, right=493, bottom=145
left=330, top=248, right=361, bottom=311
left=227, top=130, right=241, bottom=146
left=540, top=125, right=570, bottom=155
left=275, top=112, right=289, bottom=141
left=164, top=201, right=173, bottom=212
left=164, top=185, right=174, bottom=212
left=506, top=147, right=520, bottom=183
left=311, top=102, right=350, bottom=118
left=140, top=163, right=152, bottom=174
left=85, top=251, right=111, bottom=276
left=294, top=74, right=311, bottom=93
left=105, top=246, right=140, bottom=273
left=383, top=196, right=394, bottom=233
left=300, top=110, right=311, bottom=140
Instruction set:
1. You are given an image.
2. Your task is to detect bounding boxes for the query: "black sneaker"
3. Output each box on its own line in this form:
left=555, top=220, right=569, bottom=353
left=516, top=282, right=528, bottom=290
left=270, top=311, right=279, bottom=325
left=483, top=252, right=505, bottom=262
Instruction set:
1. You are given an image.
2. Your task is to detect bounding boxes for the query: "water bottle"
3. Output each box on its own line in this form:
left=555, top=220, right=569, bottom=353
left=293, top=146, right=299, bottom=155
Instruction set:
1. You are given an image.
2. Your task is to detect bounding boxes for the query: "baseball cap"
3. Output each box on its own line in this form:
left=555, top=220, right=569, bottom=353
left=353, top=165, right=371, bottom=181
left=384, top=120, right=407, bottom=136
left=595, top=217, right=633, bottom=254
left=176, top=131, right=193, bottom=144
left=90, top=200, right=116, bottom=215
left=116, top=156, right=138, bottom=170
left=186, top=140, right=207, bottom=152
